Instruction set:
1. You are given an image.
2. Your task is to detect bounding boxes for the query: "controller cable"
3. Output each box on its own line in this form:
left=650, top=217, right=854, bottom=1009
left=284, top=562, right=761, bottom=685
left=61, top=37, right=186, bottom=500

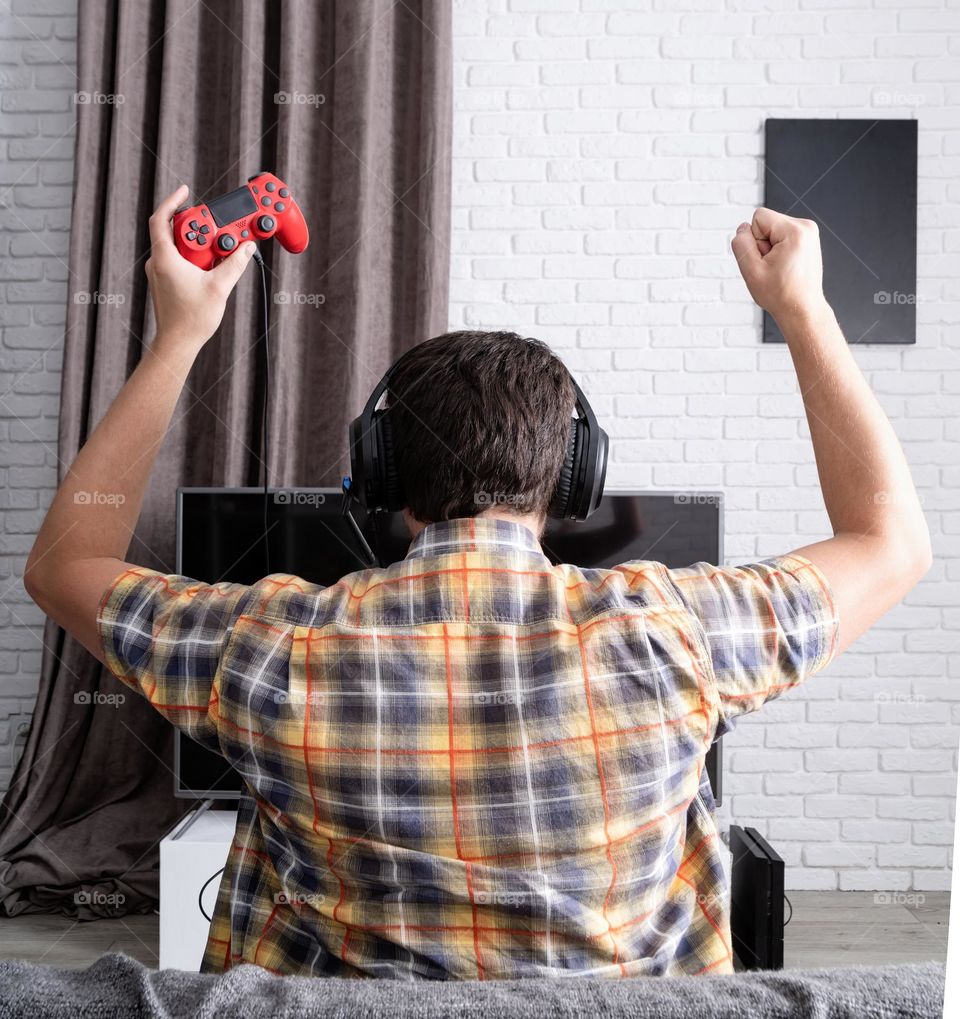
left=251, top=249, right=271, bottom=575
left=198, top=865, right=225, bottom=923
left=250, top=248, right=379, bottom=574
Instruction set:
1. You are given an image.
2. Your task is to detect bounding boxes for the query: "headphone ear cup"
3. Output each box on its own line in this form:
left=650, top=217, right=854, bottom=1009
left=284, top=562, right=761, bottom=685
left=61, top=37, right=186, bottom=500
left=348, top=414, right=364, bottom=494
left=572, top=423, right=607, bottom=521
left=549, top=422, right=580, bottom=519
left=377, top=410, right=404, bottom=512
left=349, top=414, right=377, bottom=509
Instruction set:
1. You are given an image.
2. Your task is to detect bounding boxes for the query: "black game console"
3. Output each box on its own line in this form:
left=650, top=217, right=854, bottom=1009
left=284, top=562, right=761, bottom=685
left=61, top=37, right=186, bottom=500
left=729, top=824, right=785, bottom=970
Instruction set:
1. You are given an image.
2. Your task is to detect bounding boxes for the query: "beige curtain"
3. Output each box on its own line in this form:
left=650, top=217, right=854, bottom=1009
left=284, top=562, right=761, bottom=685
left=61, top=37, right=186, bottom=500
left=0, top=0, right=452, bottom=918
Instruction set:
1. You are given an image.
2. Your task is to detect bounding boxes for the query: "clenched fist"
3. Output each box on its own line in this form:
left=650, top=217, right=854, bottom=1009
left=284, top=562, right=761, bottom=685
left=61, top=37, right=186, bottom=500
left=732, top=207, right=829, bottom=325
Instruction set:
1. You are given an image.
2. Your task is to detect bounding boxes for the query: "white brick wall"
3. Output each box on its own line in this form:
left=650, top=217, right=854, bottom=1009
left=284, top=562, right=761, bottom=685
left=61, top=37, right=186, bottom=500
left=451, top=0, right=959, bottom=890
left=0, top=0, right=77, bottom=792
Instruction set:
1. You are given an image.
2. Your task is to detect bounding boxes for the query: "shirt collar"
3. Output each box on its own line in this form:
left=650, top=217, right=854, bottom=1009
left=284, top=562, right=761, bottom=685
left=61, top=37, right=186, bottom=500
left=405, top=517, right=545, bottom=560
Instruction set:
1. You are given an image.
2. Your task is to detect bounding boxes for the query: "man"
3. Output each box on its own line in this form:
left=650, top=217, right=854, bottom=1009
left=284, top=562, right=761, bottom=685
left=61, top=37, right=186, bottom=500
left=25, top=187, right=931, bottom=979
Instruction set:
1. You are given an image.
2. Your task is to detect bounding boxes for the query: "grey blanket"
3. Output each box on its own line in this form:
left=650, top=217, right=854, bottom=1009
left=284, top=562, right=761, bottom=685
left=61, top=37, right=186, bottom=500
left=0, top=953, right=944, bottom=1019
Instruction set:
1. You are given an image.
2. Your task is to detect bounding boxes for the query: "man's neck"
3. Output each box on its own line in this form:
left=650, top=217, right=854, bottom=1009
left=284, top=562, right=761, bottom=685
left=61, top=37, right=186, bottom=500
left=403, top=508, right=545, bottom=542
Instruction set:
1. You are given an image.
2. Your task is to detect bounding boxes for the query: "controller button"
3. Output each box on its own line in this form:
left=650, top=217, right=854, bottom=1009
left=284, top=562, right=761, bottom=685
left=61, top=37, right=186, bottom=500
left=274, top=202, right=285, bottom=212
left=218, top=235, right=237, bottom=251
left=252, top=186, right=259, bottom=195
left=261, top=196, right=272, bottom=206
left=257, top=215, right=275, bottom=232
left=197, top=235, right=207, bottom=246
left=202, top=209, right=208, bottom=217
left=265, top=181, right=276, bottom=192
left=279, top=187, right=289, bottom=198
left=241, top=229, right=250, bottom=238
left=186, top=231, right=197, bottom=241
left=199, top=224, right=210, bottom=234
left=189, top=220, right=199, bottom=230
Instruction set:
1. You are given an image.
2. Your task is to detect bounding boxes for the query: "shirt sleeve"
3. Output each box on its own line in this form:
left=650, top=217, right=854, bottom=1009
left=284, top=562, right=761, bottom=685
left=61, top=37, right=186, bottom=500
left=664, top=553, right=840, bottom=732
left=96, top=566, right=256, bottom=747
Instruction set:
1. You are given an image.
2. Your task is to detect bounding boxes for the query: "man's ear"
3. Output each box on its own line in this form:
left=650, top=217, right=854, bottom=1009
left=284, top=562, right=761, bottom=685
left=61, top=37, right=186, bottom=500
left=401, top=507, right=427, bottom=540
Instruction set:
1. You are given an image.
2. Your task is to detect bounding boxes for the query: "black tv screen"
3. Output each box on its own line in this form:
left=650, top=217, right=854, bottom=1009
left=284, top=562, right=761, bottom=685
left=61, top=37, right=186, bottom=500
left=174, top=489, right=723, bottom=802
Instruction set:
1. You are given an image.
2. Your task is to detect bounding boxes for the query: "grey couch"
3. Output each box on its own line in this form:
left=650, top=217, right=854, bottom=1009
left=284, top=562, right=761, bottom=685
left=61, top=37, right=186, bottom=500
left=0, top=953, right=945, bottom=1018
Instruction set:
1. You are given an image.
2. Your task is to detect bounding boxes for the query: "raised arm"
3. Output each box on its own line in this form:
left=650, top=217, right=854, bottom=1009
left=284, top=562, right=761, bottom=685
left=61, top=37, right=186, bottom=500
left=24, top=185, right=257, bottom=661
left=731, top=208, right=931, bottom=657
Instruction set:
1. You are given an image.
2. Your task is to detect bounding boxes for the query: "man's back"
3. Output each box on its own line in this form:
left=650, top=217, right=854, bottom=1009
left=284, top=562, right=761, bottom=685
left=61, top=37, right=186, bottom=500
left=98, top=516, right=837, bottom=979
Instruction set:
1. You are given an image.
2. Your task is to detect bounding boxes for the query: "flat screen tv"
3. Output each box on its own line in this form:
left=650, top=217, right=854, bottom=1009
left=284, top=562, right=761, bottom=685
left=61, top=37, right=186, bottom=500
left=174, top=489, right=724, bottom=803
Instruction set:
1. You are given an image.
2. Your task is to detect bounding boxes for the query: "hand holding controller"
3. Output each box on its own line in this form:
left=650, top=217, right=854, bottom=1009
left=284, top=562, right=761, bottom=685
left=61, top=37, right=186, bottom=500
left=173, top=172, right=309, bottom=271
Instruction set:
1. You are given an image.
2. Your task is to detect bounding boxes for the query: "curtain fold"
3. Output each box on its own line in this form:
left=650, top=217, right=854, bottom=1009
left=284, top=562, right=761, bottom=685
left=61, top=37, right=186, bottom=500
left=0, top=0, right=451, bottom=919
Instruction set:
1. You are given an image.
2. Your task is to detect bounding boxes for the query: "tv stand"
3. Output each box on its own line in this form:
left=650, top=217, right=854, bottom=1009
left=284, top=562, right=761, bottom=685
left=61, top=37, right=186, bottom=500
left=159, top=806, right=236, bottom=970
left=171, top=797, right=216, bottom=839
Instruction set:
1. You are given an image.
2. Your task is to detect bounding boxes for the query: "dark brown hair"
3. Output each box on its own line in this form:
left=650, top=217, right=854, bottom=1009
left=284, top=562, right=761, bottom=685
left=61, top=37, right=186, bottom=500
left=386, top=330, right=575, bottom=523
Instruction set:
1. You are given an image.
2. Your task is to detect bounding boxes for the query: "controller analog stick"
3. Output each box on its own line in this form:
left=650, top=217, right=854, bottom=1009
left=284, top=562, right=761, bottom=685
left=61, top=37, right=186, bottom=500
left=257, top=215, right=276, bottom=233
left=218, top=235, right=237, bottom=252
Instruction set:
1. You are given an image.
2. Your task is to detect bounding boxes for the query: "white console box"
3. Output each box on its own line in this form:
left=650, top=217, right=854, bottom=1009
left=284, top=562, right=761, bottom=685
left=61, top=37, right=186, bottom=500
left=159, top=807, right=237, bottom=970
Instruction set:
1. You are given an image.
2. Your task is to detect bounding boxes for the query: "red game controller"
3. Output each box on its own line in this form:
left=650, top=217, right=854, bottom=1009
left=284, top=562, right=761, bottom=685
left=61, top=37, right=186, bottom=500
left=173, top=172, right=309, bottom=270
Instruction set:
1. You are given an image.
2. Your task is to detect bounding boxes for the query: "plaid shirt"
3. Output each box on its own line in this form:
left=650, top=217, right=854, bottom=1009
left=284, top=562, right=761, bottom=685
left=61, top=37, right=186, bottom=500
left=98, top=516, right=838, bottom=979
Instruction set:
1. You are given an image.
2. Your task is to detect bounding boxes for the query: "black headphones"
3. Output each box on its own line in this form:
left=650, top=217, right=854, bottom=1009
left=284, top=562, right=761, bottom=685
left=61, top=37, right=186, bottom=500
left=348, top=355, right=608, bottom=521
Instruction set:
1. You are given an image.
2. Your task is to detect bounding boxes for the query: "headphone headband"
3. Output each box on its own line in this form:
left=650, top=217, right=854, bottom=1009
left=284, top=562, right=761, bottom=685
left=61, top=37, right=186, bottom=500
left=348, top=354, right=607, bottom=520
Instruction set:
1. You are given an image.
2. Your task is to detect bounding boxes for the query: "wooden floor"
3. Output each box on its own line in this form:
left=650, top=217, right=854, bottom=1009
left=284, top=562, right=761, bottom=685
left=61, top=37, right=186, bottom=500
left=0, top=892, right=950, bottom=971
left=0, top=911, right=161, bottom=969
left=782, top=891, right=950, bottom=970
